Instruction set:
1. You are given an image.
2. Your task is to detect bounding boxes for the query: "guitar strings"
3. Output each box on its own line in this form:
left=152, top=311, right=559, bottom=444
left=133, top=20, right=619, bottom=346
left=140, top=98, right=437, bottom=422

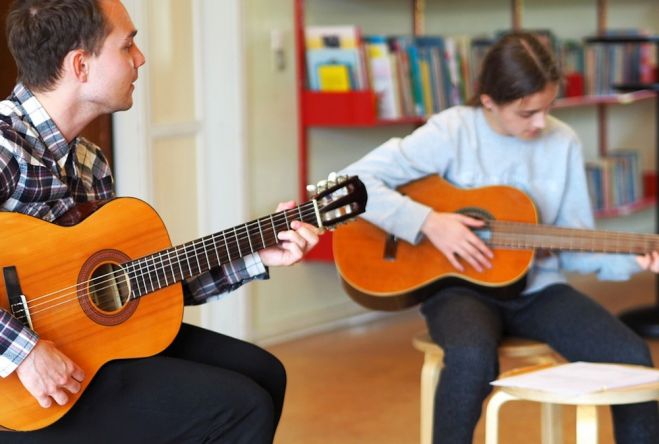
left=19, top=202, right=325, bottom=319
left=25, top=202, right=320, bottom=311
left=23, top=214, right=658, bottom=322
left=487, top=220, right=659, bottom=253
left=24, top=203, right=321, bottom=319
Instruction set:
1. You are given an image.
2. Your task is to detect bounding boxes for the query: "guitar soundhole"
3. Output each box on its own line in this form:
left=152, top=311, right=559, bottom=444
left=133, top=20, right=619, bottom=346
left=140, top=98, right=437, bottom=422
left=89, top=264, right=131, bottom=311
left=78, top=250, right=139, bottom=326
left=457, top=207, right=493, bottom=222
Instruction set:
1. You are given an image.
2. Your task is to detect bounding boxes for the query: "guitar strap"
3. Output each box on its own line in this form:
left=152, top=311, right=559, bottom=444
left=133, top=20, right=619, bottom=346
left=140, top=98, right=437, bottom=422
left=3, top=266, right=31, bottom=328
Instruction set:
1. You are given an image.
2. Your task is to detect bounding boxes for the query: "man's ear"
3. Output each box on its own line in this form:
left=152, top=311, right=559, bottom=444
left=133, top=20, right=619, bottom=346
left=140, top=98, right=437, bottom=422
left=67, top=49, right=90, bottom=82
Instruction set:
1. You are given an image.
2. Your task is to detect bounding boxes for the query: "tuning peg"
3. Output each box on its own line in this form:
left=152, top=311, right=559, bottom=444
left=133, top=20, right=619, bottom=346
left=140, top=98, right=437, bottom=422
left=306, top=184, right=317, bottom=197
left=328, top=172, right=337, bottom=182
left=316, top=179, right=328, bottom=192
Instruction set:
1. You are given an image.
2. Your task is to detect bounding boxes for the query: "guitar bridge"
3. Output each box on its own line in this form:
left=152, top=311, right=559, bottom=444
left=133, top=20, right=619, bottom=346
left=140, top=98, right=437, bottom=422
left=384, top=234, right=398, bottom=261
left=3, top=267, right=33, bottom=329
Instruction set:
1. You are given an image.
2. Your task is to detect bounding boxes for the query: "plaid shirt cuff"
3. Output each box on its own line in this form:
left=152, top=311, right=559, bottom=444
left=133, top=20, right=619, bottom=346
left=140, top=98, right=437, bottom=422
left=183, top=253, right=268, bottom=305
left=0, top=310, right=38, bottom=377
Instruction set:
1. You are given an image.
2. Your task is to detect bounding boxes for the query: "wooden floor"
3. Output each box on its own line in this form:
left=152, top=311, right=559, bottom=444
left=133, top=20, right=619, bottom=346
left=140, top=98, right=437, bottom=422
left=268, top=273, right=659, bottom=444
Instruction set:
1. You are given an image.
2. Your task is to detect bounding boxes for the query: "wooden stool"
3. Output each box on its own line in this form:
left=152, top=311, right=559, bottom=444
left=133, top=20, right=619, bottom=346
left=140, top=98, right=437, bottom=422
left=485, top=364, right=659, bottom=444
left=412, top=331, right=559, bottom=444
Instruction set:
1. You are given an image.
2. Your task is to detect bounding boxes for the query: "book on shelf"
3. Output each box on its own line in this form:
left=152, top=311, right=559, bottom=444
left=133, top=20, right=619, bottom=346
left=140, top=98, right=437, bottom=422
left=306, top=48, right=362, bottom=91
left=584, top=29, right=657, bottom=95
left=317, top=64, right=352, bottom=92
left=415, top=36, right=447, bottom=114
left=585, top=149, right=643, bottom=212
left=302, top=26, right=655, bottom=120
left=394, top=35, right=426, bottom=117
left=387, top=36, right=416, bottom=117
left=305, top=25, right=360, bottom=49
left=363, top=35, right=402, bottom=119
left=305, top=25, right=368, bottom=91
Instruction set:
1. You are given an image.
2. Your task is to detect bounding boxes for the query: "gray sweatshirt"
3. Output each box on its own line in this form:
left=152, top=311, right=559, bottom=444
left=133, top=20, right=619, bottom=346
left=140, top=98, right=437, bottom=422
left=342, top=105, right=640, bottom=294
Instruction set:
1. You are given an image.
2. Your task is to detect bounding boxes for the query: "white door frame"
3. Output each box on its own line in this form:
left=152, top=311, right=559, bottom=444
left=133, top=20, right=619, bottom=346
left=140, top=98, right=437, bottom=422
left=113, top=0, right=250, bottom=339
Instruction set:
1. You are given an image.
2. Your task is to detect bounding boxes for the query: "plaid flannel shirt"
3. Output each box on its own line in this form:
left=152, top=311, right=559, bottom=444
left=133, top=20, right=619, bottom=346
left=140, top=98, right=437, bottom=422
left=0, top=84, right=267, bottom=377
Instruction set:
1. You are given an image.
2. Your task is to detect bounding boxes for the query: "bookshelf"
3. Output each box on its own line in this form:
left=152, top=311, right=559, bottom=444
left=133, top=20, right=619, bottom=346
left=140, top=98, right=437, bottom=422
left=583, top=34, right=659, bottom=337
left=295, top=0, right=657, bottom=261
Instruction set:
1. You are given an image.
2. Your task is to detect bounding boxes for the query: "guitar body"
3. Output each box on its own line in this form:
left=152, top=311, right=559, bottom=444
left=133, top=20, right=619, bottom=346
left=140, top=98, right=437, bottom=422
left=333, top=176, right=537, bottom=310
left=0, top=198, right=183, bottom=431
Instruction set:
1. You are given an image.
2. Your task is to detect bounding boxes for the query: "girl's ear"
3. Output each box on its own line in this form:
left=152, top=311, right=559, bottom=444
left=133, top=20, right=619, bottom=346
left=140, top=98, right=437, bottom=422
left=480, top=94, right=495, bottom=110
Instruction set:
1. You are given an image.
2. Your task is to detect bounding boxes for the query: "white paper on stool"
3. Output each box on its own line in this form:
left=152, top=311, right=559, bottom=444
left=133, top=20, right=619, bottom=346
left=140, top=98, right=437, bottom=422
left=491, top=362, right=659, bottom=396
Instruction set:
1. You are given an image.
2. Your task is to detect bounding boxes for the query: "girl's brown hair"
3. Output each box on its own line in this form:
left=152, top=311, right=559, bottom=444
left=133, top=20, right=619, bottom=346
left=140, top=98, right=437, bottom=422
left=468, top=31, right=561, bottom=106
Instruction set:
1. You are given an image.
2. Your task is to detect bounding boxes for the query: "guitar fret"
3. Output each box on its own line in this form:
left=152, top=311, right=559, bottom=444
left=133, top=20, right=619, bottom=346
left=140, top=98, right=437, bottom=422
left=136, top=259, right=148, bottom=296
left=201, top=239, right=209, bottom=271
left=183, top=243, right=194, bottom=277
left=126, top=263, right=138, bottom=298
left=270, top=214, right=277, bottom=242
left=257, top=219, right=266, bottom=250
left=211, top=234, right=222, bottom=266
left=245, top=225, right=254, bottom=253
left=192, top=240, right=203, bottom=276
left=200, top=238, right=211, bottom=273
left=158, top=252, right=169, bottom=287
left=152, top=254, right=162, bottom=290
left=167, top=249, right=176, bottom=284
left=220, top=231, right=230, bottom=262
left=173, top=246, right=185, bottom=281
left=146, top=257, right=155, bottom=293
left=233, top=227, right=242, bottom=257
left=283, top=210, right=290, bottom=230
left=132, top=259, right=142, bottom=296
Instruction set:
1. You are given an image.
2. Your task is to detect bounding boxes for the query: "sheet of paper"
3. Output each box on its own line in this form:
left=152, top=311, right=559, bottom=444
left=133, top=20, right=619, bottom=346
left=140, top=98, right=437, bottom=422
left=491, top=362, right=659, bottom=396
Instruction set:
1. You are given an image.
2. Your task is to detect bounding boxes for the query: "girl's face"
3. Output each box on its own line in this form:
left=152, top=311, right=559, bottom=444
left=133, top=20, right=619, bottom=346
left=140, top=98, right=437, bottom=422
left=481, top=82, right=559, bottom=140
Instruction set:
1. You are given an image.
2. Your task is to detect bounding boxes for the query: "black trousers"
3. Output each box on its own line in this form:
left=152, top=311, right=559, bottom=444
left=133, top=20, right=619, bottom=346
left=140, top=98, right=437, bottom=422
left=3, top=323, right=286, bottom=444
left=422, top=283, right=659, bottom=444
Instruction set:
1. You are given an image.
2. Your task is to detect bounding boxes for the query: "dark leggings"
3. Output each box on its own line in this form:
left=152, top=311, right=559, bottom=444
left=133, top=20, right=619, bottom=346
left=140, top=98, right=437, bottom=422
left=3, top=323, right=286, bottom=443
left=421, top=283, right=659, bottom=444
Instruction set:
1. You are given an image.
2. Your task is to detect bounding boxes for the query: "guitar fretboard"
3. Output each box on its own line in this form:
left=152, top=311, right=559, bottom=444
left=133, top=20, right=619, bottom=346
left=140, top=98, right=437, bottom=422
left=481, top=220, right=659, bottom=254
left=124, top=201, right=320, bottom=298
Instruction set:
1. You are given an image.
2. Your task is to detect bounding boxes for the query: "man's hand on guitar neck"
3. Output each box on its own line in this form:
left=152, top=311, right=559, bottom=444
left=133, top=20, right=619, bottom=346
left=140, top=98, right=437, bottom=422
left=421, top=211, right=494, bottom=273
left=258, top=201, right=320, bottom=267
left=16, top=340, right=85, bottom=408
left=636, top=251, right=659, bottom=273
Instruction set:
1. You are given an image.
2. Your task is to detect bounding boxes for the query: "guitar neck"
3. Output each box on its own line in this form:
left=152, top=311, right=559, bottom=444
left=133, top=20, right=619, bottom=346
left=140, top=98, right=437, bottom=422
left=126, top=200, right=320, bottom=297
left=485, top=221, right=659, bottom=255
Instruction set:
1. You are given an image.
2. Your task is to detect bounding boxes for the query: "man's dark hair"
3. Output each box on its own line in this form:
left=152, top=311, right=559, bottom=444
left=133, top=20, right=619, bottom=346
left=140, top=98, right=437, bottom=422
left=469, top=31, right=562, bottom=106
left=6, top=0, right=112, bottom=92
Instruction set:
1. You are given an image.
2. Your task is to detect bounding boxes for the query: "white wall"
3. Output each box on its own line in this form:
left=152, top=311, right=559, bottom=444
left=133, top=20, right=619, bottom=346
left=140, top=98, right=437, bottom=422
left=243, top=0, right=376, bottom=343
left=114, top=0, right=658, bottom=343
left=114, top=0, right=251, bottom=338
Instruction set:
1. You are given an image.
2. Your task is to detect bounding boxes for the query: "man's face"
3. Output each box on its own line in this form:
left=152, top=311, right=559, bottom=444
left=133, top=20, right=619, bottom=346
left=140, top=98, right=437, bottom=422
left=84, top=0, right=145, bottom=113
left=483, top=83, right=559, bottom=140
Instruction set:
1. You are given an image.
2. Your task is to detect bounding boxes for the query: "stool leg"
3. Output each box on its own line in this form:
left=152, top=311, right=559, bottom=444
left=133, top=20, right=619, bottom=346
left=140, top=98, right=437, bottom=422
left=420, top=353, right=442, bottom=444
left=540, top=403, right=563, bottom=444
left=485, top=390, right=517, bottom=444
left=576, top=405, right=598, bottom=444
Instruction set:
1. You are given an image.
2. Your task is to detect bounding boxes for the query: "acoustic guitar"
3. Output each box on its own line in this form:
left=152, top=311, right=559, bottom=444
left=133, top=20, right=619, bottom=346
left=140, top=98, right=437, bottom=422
left=333, top=175, right=656, bottom=311
left=0, top=174, right=366, bottom=431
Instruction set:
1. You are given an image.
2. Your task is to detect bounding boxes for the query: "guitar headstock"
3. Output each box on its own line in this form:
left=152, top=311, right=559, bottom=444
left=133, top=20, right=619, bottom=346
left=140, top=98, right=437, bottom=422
left=306, top=173, right=367, bottom=231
